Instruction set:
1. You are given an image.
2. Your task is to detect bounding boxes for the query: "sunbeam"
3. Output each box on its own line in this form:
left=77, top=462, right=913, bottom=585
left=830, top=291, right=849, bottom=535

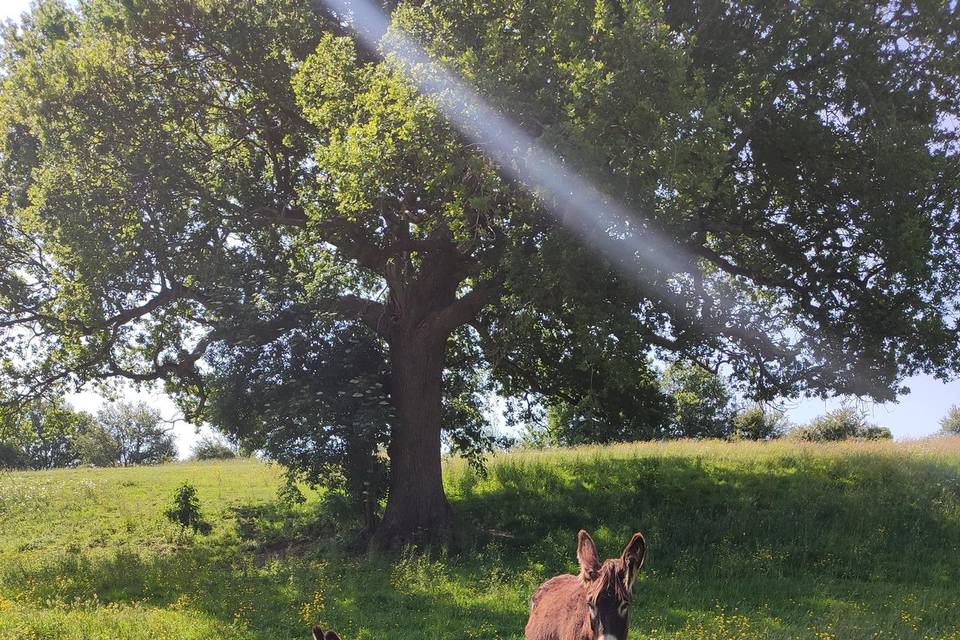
left=316, top=0, right=697, bottom=288
left=313, top=0, right=796, bottom=371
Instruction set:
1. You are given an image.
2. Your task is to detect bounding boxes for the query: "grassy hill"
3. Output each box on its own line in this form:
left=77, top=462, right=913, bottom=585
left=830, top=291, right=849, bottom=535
left=1, top=438, right=959, bottom=639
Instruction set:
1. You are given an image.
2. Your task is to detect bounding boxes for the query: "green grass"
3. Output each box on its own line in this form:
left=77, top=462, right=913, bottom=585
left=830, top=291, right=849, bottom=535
left=2, top=439, right=960, bottom=639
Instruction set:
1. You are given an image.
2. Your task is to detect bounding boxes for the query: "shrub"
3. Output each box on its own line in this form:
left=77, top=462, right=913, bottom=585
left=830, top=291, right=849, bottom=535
left=792, top=407, right=892, bottom=441
left=732, top=406, right=787, bottom=440
left=164, top=483, right=212, bottom=536
left=0, top=441, right=26, bottom=469
left=860, top=425, right=894, bottom=440
left=940, top=405, right=960, bottom=435
left=190, top=435, right=237, bottom=461
left=277, top=474, right=306, bottom=506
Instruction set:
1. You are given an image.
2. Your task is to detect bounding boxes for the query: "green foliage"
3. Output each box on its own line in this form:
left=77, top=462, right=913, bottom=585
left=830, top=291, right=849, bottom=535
left=862, top=425, right=895, bottom=440
left=97, top=402, right=176, bottom=466
left=74, top=420, right=120, bottom=467
left=0, top=399, right=175, bottom=469
left=0, top=398, right=95, bottom=469
left=2, top=441, right=960, bottom=638
left=204, top=324, right=390, bottom=526
left=792, top=408, right=893, bottom=442
left=276, top=474, right=307, bottom=507
left=0, top=0, right=955, bottom=422
left=940, top=405, right=960, bottom=435
left=732, top=406, right=786, bottom=441
left=189, top=435, right=236, bottom=461
left=543, top=382, right=673, bottom=446
left=164, top=482, right=212, bottom=536
left=662, top=363, right=736, bottom=438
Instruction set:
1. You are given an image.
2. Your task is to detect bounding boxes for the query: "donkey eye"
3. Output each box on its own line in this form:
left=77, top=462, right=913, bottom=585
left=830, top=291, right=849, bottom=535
left=617, top=601, right=629, bottom=617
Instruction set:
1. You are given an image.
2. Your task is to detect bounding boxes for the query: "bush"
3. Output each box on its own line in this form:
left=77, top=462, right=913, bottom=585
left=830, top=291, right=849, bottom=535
left=940, top=405, right=960, bottom=435
left=164, top=483, right=212, bottom=536
left=0, top=441, right=26, bottom=469
left=190, top=435, right=237, bottom=461
left=792, top=407, right=892, bottom=442
left=861, top=425, right=894, bottom=440
left=732, top=406, right=787, bottom=440
left=277, top=474, right=307, bottom=506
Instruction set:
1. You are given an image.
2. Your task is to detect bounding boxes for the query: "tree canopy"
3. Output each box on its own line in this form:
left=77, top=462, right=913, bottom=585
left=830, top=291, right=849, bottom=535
left=1, top=0, right=958, bottom=546
left=940, top=405, right=960, bottom=435
left=96, top=401, right=176, bottom=465
left=0, top=397, right=94, bottom=469
left=662, top=362, right=737, bottom=439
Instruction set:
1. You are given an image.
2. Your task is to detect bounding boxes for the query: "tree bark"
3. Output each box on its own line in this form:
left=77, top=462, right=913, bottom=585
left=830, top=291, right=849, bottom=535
left=369, top=328, right=454, bottom=551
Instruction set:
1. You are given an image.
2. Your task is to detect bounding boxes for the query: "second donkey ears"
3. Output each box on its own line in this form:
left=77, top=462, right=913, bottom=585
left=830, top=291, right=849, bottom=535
left=312, top=626, right=342, bottom=640
left=576, top=529, right=646, bottom=583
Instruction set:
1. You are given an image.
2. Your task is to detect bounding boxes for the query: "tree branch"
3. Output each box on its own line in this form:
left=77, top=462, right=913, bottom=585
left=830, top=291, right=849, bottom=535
left=428, top=278, right=502, bottom=338
left=335, top=294, right=391, bottom=336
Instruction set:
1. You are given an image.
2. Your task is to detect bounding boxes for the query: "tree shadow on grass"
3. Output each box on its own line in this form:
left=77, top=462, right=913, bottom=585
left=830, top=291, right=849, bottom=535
left=5, top=538, right=956, bottom=640
left=444, top=450, right=960, bottom=638
left=4, top=449, right=959, bottom=639
left=0, top=517, right=530, bottom=639
left=450, top=451, right=960, bottom=586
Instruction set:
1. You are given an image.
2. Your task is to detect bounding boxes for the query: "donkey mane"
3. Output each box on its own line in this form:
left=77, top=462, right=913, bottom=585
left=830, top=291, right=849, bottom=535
left=589, top=560, right=633, bottom=605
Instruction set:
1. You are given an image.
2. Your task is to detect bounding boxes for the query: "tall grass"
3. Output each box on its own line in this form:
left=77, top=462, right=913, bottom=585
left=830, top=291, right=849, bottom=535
left=1, top=438, right=959, bottom=639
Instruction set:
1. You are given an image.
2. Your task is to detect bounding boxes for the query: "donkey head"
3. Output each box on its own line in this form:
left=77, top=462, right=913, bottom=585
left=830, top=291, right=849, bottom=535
left=576, top=529, right=646, bottom=640
left=312, top=625, right=342, bottom=640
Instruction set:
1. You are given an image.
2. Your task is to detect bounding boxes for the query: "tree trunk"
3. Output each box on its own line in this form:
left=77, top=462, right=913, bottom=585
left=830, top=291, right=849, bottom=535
left=369, top=329, right=454, bottom=551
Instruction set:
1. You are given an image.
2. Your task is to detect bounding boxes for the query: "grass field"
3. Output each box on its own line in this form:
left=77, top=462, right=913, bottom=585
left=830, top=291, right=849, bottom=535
left=1, top=438, right=959, bottom=639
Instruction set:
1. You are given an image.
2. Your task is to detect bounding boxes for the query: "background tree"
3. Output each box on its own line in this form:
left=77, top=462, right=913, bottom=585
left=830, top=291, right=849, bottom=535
left=791, top=407, right=893, bottom=442
left=939, top=406, right=960, bottom=436
left=204, top=323, right=391, bottom=531
left=0, top=401, right=28, bottom=469
left=190, top=435, right=237, bottom=461
left=541, top=365, right=673, bottom=446
left=732, top=406, right=787, bottom=441
left=97, top=402, right=176, bottom=466
left=0, top=398, right=94, bottom=469
left=662, top=363, right=737, bottom=439
left=74, top=420, right=121, bottom=467
left=1, top=0, right=958, bottom=547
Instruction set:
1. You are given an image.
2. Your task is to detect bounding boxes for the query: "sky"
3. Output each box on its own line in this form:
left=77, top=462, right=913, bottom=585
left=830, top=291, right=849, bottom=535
left=1, top=1, right=31, bottom=22
left=3, top=0, right=958, bottom=455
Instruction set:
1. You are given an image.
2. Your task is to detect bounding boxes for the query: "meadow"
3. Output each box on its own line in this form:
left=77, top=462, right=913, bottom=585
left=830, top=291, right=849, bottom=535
left=1, top=438, right=959, bottom=639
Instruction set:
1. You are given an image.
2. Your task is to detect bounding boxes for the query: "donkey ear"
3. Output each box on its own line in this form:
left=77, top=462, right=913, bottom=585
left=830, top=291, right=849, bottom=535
left=324, top=632, right=342, bottom=640
left=577, top=530, right=601, bottom=581
left=620, top=532, right=646, bottom=589
left=312, top=626, right=325, bottom=640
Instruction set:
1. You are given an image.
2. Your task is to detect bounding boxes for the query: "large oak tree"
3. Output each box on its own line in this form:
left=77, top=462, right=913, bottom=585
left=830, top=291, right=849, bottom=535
left=1, top=0, right=958, bottom=548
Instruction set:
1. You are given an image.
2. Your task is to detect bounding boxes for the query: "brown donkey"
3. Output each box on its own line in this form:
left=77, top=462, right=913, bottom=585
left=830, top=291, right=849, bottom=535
left=312, top=625, right=342, bottom=640
left=525, top=530, right=646, bottom=640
